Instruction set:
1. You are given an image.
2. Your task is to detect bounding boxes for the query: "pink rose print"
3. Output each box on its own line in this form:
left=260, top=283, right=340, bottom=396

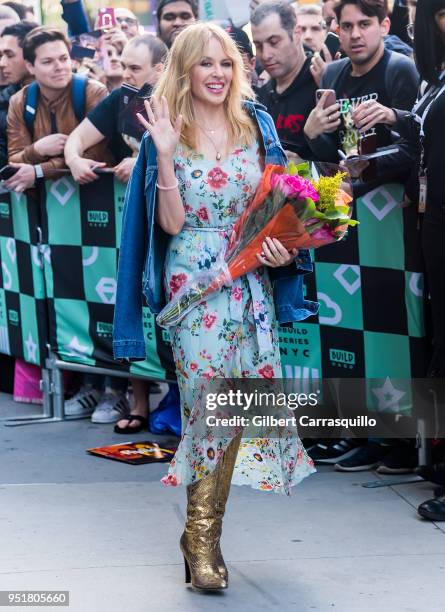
left=203, top=312, right=217, bottom=330
left=190, top=362, right=198, bottom=371
left=203, top=367, right=216, bottom=380
left=207, top=167, right=229, bottom=190
left=232, top=286, right=242, bottom=302
left=258, top=364, right=275, bottom=379
left=196, top=206, right=209, bottom=221
left=169, top=273, right=188, bottom=295
left=161, top=473, right=178, bottom=486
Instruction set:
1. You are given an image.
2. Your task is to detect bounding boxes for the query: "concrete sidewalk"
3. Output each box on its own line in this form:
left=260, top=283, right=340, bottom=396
left=1, top=392, right=444, bottom=612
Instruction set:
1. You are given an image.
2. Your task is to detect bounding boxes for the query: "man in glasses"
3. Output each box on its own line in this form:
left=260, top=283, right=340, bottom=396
left=156, top=0, right=198, bottom=48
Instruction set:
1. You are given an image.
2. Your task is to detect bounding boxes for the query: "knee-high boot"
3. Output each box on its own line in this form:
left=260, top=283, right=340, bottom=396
left=180, top=434, right=241, bottom=590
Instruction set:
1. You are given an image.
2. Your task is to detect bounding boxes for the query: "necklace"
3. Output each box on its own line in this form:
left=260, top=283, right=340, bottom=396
left=197, top=125, right=227, bottom=161
left=199, top=122, right=225, bottom=135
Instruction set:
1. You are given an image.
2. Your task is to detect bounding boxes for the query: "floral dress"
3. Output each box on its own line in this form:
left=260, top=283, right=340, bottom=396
left=161, top=140, right=316, bottom=495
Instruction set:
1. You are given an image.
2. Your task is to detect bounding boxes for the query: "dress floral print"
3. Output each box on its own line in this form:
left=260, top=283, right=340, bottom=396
left=161, top=140, right=316, bottom=494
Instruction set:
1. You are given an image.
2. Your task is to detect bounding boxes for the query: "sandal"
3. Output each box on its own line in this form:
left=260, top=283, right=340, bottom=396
left=114, top=414, right=148, bottom=434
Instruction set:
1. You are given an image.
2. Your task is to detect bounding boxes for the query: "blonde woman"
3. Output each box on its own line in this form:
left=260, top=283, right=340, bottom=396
left=113, top=22, right=317, bottom=591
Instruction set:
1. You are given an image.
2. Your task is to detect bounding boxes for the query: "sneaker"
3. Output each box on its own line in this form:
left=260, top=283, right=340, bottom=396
left=335, top=442, right=389, bottom=472
left=308, top=438, right=363, bottom=464
left=91, top=392, right=130, bottom=424
left=65, top=387, right=101, bottom=417
left=376, top=443, right=418, bottom=474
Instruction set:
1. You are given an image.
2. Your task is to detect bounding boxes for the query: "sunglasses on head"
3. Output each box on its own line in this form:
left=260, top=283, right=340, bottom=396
left=116, top=16, right=138, bottom=25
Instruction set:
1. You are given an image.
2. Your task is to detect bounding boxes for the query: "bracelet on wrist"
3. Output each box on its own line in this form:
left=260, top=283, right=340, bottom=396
left=156, top=178, right=179, bottom=191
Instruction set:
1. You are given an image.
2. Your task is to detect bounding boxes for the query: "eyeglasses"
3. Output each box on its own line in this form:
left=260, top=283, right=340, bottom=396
left=406, top=22, right=414, bottom=41
left=116, top=16, right=138, bottom=26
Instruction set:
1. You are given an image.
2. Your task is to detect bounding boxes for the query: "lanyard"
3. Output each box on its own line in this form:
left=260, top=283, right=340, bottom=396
left=412, top=69, right=445, bottom=217
left=412, top=69, right=445, bottom=138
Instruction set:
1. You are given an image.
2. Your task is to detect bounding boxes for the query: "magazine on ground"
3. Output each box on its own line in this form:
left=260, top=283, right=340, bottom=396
left=87, top=440, right=177, bottom=464
left=118, top=83, right=153, bottom=140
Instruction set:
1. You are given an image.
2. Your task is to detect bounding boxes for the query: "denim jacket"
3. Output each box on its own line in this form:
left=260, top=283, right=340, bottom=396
left=113, top=100, right=318, bottom=360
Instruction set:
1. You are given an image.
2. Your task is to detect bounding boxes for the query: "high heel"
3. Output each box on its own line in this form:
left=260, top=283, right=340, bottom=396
left=180, top=530, right=226, bottom=590
left=184, top=556, right=191, bottom=584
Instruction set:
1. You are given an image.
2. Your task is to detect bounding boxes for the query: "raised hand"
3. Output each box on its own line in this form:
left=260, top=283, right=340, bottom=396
left=137, top=96, right=183, bottom=159
left=304, top=90, right=341, bottom=141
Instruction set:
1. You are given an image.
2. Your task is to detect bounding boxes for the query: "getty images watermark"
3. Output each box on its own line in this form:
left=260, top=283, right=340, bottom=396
left=192, top=378, right=445, bottom=438
left=205, top=388, right=377, bottom=430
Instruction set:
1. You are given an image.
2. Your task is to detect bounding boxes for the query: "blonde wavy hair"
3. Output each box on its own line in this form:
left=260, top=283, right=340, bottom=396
left=153, top=22, right=257, bottom=150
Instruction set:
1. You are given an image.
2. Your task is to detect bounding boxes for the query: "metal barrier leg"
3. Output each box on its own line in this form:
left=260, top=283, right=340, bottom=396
left=2, top=367, right=60, bottom=426
left=48, top=354, right=99, bottom=422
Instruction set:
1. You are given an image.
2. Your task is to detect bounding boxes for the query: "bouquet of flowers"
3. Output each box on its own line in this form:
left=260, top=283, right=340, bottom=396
left=156, top=161, right=356, bottom=328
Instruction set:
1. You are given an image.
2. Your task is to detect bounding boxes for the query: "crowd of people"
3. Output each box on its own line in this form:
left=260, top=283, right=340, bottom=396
left=1, top=0, right=445, bottom=552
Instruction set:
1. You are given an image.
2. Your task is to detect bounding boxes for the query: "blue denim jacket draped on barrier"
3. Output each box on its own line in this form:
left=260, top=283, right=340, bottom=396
left=113, top=100, right=319, bottom=360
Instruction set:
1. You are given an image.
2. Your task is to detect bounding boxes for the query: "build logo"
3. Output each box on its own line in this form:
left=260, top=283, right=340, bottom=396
left=0, top=202, right=10, bottom=219
left=96, top=321, right=113, bottom=337
left=329, top=348, right=356, bottom=369
left=8, top=309, right=19, bottom=326
left=87, top=210, right=109, bottom=227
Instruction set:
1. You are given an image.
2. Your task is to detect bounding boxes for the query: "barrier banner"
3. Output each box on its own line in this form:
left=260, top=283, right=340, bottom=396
left=0, top=189, right=48, bottom=367
left=280, top=183, right=429, bottom=412
left=0, top=177, right=430, bottom=400
left=40, top=175, right=175, bottom=381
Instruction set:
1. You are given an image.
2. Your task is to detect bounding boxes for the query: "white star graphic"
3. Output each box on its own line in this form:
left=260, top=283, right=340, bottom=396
left=371, top=377, right=406, bottom=412
left=65, top=336, right=89, bottom=357
left=25, top=332, right=37, bottom=363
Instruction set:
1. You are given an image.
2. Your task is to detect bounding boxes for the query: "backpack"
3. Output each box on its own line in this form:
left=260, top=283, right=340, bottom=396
left=23, top=74, right=87, bottom=135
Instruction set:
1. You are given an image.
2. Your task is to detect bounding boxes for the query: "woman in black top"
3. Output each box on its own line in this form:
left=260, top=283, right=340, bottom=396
left=381, top=0, right=445, bottom=520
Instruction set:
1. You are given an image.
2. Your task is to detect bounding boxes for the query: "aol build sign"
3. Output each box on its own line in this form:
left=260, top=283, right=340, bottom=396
left=199, top=0, right=250, bottom=26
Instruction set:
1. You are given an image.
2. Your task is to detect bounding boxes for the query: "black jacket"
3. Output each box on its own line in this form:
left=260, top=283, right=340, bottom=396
left=305, top=50, right=419, bottom=195
left=0, top=83, right=19, bottom=168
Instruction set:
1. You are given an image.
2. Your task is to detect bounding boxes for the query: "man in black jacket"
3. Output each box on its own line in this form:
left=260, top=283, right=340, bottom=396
left=251, top=0, right=318, bottom=161
left=0, top=21, right=37, bottom=167
left=304, top=0, right=419, bottom=195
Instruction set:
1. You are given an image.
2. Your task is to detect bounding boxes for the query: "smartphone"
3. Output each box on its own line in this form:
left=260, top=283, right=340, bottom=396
left=97, top=7, right=116, bottom=30
left=358, top=133, right=377, bottom=182
left=70, top=44, right=96, bottom=60
left=322, top=32, right=341, bottom=59
left=0, top=165, right=18, bottom=180
left=316, top=89, right=337, bottom=108
left=93, top=167, right=115, bottom=174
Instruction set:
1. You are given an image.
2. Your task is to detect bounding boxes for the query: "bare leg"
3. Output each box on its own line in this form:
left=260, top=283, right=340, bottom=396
left=115, top=378, right=148, bottom=430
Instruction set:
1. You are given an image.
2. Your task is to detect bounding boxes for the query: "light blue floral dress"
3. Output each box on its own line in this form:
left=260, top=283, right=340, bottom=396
left=161, top=140, right=316, bottom=494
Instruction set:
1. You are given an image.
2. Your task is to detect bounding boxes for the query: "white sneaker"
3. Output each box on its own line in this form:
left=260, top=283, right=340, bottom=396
left=65, top=387, right=101, bottom=417
left=91, top=392, right=130, bottom=424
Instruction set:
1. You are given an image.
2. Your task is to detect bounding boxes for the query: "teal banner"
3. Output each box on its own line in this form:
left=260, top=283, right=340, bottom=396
left=0, top=178, right=429, bottom=399
left=280, top=183, right=429, bottom=412
left=0, top=189, right=47, bottom=367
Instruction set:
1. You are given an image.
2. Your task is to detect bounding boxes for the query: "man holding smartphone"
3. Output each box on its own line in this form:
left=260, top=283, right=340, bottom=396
left=65, top=35, right=167, bottom=184
left=303, top=0, right=419, bottom=194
